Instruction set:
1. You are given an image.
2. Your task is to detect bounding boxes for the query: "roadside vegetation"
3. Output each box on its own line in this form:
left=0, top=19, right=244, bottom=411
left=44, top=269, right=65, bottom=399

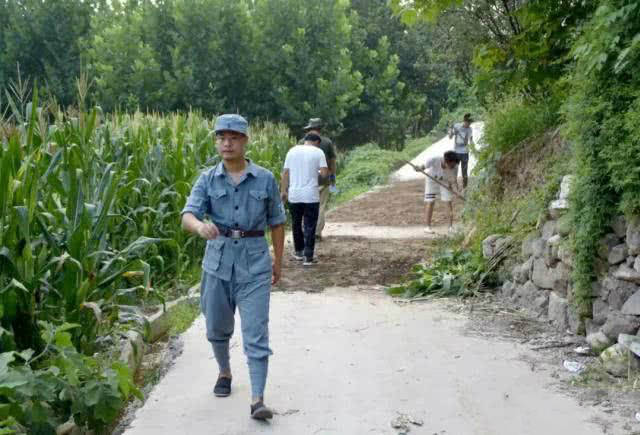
left=332, top=133, right=441, bottom=206
left=0, top=86, right=292, bottom=432
left=389, top=0, right=640, bottom=320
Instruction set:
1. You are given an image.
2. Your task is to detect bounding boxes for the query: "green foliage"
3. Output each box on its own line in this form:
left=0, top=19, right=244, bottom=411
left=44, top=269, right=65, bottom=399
left=0, top=0, right=463, bottom=147
left=0, top=322, right=140, bottom=433
left=88, top=3, right=165, bottom=111
left=480, top=95, right=556, bottom=161
left=387, top=248, right=496, bottom=298
left=167, top=302, right=200, bottom=337
left=0, top=90, right=294, bottom=428
left=251, top=0, right=363, bottom=131
left=332, top=133, right=440, bottom=205
left=337, top=144, right=403, bottom=188
left=0, top=0, right=96, bottom=106
left=564, top=0, right=640, bottom=313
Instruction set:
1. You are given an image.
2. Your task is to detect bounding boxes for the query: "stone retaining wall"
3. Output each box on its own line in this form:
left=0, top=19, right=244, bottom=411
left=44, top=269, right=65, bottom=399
left=483, top=175, right=640, bottom=376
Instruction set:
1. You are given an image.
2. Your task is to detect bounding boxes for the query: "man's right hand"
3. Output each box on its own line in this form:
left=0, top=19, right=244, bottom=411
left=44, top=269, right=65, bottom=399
left=197, top=222, right=219, bottom=240
left=280, top=191, right=288, bottom=203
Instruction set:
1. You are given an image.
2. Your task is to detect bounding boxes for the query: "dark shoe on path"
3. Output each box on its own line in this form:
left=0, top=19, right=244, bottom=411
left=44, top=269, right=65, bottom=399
left=292, top=251, right=304, bottom=261
left=303, top=257, right=317, bottom=266
left=250, top=401, right=273, bottom=420
left=213, top=377, right=231, bottom=397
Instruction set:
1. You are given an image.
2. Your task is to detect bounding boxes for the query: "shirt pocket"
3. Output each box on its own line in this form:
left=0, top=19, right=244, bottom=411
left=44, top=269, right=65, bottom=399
left=208, top=189, right=228, bottom=221
left=209, top=188, right=227, bottom=204
left=248, top=189, right=268, bottom=219
left=203, top=238, right=225, bottom=271
left=247, top=244, right=271, bottom=276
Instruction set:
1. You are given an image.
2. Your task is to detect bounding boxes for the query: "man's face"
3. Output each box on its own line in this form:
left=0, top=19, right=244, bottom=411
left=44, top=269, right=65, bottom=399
left=463, top=120, right=471, bottom=128
left=445, top=160, right=458, bottom=169
left=216, top=130, right=248, bottom=160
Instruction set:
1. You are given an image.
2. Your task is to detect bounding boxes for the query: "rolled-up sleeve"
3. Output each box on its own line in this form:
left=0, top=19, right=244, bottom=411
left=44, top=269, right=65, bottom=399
left=266, top=174, right=286, bottom=226
left=181, top=173, right=210, bottom=220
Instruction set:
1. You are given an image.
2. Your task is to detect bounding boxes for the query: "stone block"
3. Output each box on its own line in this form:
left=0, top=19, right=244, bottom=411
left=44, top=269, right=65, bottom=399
left=627, top=216, right=640, bottom=255
left=119, top=330, right=145, bottom=375
left=549, top=199, right=569, bottom=219
left=592, top=299, right=610, bottom=325
left=601, top=311, right=640, bottom=340
left=611, top=215, right=627, bottom=239
left=531, top=238, right=546, bottom=259
left=567, top=304, right=581, bottom=334
left=605, top=276, right=639, bottom=310
left=513, top=258, right=532, bottom=284
left=531, top=258, right=570, bottom=294
left=482, top=234, right=501, bottom=259
left=600, top=343, right=640, bottom=377
left=627, top=256, right=636, bottom=267
left=548, top=292, right=569, bottom=331
left=591, top=282, right=614, bottom=301
left=599, top=233, right=621, bottom=259
left=558, top=243, right=574, bottom=267
left=532, top=258, right=552, bottom=289
left=618, top=334, right=640, bottom=358
left=544, top=235, right=562, bottom=267
left=608, top=244, right=628, bottom=265
left=613, top=264, right=640, bottom=284
left=556, top=214, right=572, bottom=237
left=521, top=233, right=539, bottom=259
left=513, top=281, right=548, bottom=316
left=621, top=290, right=640, bottom=315
left=558, top=175, right=574, bottom=200
left=541, top=220, right=557, bottom=240
left=587, top=331, right=614, bottom=354
left=500, top=281, right=516, bottom=299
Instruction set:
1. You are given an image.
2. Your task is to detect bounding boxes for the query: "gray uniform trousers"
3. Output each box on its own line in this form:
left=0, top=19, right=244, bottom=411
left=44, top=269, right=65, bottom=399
left=200, top=269, right=272, bottom=398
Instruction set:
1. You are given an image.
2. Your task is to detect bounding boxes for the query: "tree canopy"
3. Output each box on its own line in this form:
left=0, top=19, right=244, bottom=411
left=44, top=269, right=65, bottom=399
left=0, top=0, right=472, bottom=148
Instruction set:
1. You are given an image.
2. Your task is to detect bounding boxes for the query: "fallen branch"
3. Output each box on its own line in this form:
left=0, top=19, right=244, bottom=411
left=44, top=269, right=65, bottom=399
left=531, top=341, right=580, bottom=351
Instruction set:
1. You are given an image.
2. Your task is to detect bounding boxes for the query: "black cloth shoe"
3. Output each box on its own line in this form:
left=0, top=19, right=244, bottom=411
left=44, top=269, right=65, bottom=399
left=250, top=401, right=273, bottom=420
left=213, top=377, right=231, bottom=397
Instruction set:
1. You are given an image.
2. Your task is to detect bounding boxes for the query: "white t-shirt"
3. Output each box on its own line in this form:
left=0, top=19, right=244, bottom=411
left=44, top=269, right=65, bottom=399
left=284, top=144, right=328, bottom=203
left=424, top=156, right=457, bottom=183
left=452, top=122, right=473, bottom=153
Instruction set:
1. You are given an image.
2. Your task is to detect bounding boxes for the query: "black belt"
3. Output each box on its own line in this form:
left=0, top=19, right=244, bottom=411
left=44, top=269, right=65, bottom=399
left=217, top=225, right=265, bottom=239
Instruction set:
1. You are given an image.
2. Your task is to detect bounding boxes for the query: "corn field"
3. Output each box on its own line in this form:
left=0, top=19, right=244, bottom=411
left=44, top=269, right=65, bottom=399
left=0, top=89, right=294, bottom=431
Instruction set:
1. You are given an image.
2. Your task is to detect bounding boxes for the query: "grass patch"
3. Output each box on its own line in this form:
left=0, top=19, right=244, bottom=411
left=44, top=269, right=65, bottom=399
left=167, top=301, right=201, bottom=337
left=570, top=362, right=640, bottom=393
left=332, top=131, right=441, bottom=207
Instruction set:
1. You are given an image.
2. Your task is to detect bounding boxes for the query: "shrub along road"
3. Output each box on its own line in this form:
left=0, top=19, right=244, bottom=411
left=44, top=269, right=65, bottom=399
left=122, top=142, right=628, bottom=435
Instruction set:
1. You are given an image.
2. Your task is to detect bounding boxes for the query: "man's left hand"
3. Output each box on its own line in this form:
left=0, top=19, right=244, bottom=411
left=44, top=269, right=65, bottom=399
left=272, top=260, right=282, bottom=285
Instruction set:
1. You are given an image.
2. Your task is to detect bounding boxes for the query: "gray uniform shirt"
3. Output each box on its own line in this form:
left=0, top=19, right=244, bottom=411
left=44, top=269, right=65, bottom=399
left=181, top=160, right=286, bottom=283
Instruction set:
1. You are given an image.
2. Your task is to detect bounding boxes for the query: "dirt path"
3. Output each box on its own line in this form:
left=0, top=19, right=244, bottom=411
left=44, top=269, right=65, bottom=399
left=122, top=136, right=634, bottom=435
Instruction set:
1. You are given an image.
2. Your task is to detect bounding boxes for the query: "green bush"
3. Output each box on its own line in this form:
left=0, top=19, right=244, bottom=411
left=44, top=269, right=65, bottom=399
left=0, top=322, right=140, bottom=433
left=564, top=0, right=640, bottom=315
left=480, top=95, right=556, bottom=159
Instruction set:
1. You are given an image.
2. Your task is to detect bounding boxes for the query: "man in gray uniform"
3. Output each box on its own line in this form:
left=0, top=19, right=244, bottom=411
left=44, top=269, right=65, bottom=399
left=181, top=114, right=286, bottom=420
left=448, top=113, right=475, bottom=188
left=303, top=118, right=336, bottom=240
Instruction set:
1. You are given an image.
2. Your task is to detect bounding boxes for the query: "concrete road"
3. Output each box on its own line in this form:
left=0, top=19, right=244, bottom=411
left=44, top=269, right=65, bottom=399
left=124, top=288, right=607, bottom=435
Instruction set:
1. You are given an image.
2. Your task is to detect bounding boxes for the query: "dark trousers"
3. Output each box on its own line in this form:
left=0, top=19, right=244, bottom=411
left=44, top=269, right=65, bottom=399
left=289, top=202, right=320, bottom=259
left=456, top=152, right=469, bottom=187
